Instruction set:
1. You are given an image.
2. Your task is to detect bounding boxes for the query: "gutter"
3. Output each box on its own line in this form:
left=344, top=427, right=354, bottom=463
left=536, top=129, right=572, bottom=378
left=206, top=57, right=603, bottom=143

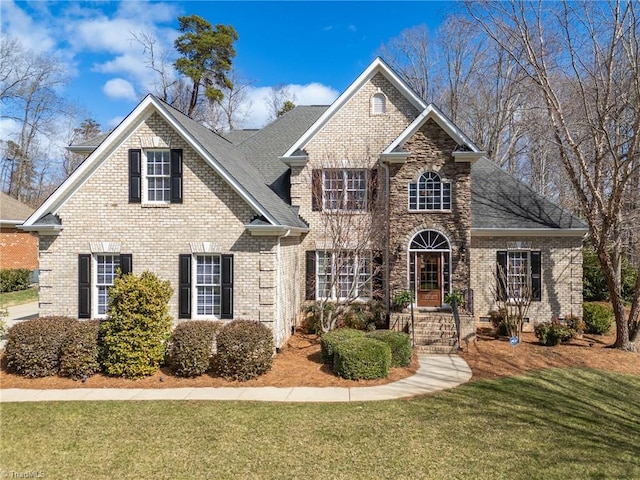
left=378, top=158, right=391, bottom=322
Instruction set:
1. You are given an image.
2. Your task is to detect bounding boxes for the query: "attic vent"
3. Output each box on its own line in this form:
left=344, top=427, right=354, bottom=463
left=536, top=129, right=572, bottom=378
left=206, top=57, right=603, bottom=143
left=371, top=93, right=386, bottom=115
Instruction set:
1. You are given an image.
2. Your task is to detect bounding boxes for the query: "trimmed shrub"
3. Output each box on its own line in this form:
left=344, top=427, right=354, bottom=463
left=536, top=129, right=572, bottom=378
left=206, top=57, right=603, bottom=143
left=320, top=328, right=365, bottom=364
left=365, top=330, right=412, bottom=367
left=534, top=321, right=573, bottom=346
left=4, top=316, right=76, bottom=377
left=168, top=321, right=221, bottom=377
left=99, top=271, right=173, bottom=379
left=215, top=320, right=274, bottom=381
left=564, top=315, right=585, bottom=338
left=59, top=320, right=101, bottom=380
left=0, top=268, right=31, bottom=292
left=583, top=302, right=614, bottom=335
left=333, top=337, right=391, bottom=380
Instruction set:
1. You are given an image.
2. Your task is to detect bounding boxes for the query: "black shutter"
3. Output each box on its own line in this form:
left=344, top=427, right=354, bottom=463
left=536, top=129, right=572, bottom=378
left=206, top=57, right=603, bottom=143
left=129, top=149, right=142, bottom=203
left=170, top=149, right=183, bottom=204
left=78, top=254, right=91, bottom=319
left=120, top=254, right=132, bottom=276
left=496, top=251, right=507, bottom=301
left=178, top=254, right=191, bottom=319
left=305, top=251, right=316, bottom=300
left=221, top=254, right=234, bottom=319
left=368, top=168, right=378, bottom=211
left=531, top=251, right=542, bottom=301
left=311, top=169, right=322, bottom=211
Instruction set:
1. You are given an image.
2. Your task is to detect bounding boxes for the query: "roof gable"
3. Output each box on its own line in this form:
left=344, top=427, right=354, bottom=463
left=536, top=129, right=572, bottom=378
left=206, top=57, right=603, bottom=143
left=383, top=104, right=482, bottom=156
left=24, top=95, right=307, bottom=230
left=282, top=57, right=427, bottom=158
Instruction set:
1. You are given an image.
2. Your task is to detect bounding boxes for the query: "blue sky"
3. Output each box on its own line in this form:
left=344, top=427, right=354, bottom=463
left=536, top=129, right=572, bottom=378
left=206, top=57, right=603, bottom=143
left=2, top=1, right=460, bottom=130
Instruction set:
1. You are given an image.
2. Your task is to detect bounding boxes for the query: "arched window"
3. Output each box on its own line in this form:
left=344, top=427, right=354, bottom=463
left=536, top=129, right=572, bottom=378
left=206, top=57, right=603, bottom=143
left=408, top=171, right=451, bottom=211
left=371, top=93, right=386, bottom=115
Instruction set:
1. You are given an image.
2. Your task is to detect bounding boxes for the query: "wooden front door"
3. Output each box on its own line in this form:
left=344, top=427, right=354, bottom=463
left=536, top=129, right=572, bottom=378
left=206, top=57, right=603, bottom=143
left=417, top=253, right=441, bottom=307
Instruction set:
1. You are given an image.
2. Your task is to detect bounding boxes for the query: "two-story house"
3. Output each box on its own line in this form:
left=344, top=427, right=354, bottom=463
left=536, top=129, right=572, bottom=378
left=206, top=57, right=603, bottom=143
left=21, top=58, right=587, bottom=351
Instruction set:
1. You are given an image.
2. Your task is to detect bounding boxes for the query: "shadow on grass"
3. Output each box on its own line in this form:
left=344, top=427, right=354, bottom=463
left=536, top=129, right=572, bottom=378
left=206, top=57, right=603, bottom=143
left=456, top=369, right=640, bottom=465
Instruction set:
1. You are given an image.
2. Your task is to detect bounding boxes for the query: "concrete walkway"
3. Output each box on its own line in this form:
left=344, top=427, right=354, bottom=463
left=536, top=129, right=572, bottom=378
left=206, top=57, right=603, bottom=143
left=0, top=355, right=472, bottom=403
left=1, top=301, right=473, bottom=403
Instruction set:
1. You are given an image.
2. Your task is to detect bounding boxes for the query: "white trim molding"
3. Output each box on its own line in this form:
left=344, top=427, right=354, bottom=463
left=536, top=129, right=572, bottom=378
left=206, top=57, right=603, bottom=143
left=472, top=228, right=589, bottom=237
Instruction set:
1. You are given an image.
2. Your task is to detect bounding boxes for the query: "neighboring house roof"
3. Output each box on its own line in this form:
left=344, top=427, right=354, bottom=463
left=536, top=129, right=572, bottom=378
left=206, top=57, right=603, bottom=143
left=471, top=158, right=588, bottom=235
left=66, top=132, right=111, bottom=153
left=282, top=57, right=426, bottom=159
left=0, top=192, right=34, bottom=225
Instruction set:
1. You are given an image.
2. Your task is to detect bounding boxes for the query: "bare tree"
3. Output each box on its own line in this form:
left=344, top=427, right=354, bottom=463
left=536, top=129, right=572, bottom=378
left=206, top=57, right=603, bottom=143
left=266, top=84, right=295, bottom=122
left=307, top=160, right=384, bottom=332
left=468, top=0, right=640, bottom=351
left=492, top=259, right=533, bottom=341
left=0, top=37, right=72, bottom=204
left=203, top=69, right=253, bottom=132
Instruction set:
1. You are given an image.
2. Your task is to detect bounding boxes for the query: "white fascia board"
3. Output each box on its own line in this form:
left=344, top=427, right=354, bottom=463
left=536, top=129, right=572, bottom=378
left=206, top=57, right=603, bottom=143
left=279, top=155, right=308, bottom=167
left=245, top=225, right=308, bottom=237
left=23, top=95, right=158, bottom=228
left=471, top=228, right=589, bottom=237
left=18, top=224, right=63, bottom=235
left=282, top=57, right=427, bottom=159
left=379, top=152, right=410, bottom=164
left=66, top=145, right=97, bottom=153
left=384, top=104, right=481, bottom=155
left=153, top=102, right=280, bottom=227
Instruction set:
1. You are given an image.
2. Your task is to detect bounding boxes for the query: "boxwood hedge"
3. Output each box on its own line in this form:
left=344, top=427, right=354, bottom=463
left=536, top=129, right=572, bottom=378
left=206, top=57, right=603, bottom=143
left=333, top=337, right=391, bottom=380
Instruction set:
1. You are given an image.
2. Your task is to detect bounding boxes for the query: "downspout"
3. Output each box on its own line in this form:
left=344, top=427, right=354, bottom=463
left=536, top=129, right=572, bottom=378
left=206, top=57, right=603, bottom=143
left=379, top=158, right=391, bottom=324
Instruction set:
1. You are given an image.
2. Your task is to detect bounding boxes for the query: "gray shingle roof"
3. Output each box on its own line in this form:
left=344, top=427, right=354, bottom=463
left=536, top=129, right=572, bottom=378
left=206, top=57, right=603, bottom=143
left=0, top=192, right=34, bottom=223
left=235, top=106, right=329, bottom=198
left=471, top=158, right=587, bottom=230
left=156, top=98, right=309, bottom=229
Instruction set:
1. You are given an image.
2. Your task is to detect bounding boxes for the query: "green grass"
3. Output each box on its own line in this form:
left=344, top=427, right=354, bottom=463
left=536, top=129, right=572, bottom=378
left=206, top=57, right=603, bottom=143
left=1, top=368, right=639, bottom=479
left=0, top=286, right=38, bottom=307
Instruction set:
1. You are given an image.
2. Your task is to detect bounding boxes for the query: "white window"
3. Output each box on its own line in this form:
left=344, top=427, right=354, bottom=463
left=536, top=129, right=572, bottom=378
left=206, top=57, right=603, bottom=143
left=316, top=251, right=371, bottom=300
left=95, top=254, right=120, bottom=316
left=195, top=254, right=221, bottom=316
left=507, top=251, right=529, bottom=300
left=408, top=171, right=451, bottom=211
left=145, top=150, right=171, bottom=203
left=371, top=93, right=386, bottom=114
left=323, top=169, right=367, bottom=211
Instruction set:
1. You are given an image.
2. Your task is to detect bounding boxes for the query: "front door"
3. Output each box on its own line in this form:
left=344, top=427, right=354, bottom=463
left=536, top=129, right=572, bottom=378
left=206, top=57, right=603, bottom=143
left=417, top=253, right=441, bottom=307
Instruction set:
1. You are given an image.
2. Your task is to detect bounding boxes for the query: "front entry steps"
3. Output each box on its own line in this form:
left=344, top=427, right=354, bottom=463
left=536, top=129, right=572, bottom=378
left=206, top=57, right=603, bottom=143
left=390, top=312, right=469, bottom=354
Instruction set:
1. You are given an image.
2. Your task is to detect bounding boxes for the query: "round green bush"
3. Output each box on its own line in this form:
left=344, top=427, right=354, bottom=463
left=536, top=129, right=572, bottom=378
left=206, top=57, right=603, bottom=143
left=4, top=316, right=77, bottom=377
left=365, top=330, right=412, bottom=367
left=583, top=302, right=614, bottom=335
left=333, top=337, right=391, bottom=380
left=320, top=328, right=365, bottom=364
left=168, top=320, right=221, bottom=377
left=59, top=320, right=101, bottom=380
left=215, top=320, right=274, bottom=381
left=534, top=322, right=573, bottom=346
left=99, top=271, right=173, bottom=379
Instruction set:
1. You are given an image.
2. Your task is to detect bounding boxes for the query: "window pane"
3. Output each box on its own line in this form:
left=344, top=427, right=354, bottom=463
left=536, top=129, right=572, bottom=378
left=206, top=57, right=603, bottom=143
left=196, top=255, right=221, bottom=316
left=323, top=169, right=366, bottom=211
left=96, top=255, right=120, bottom=315
left=146, top=151, right=171, bottom=202
left=508, top=251, right=529, bottom=299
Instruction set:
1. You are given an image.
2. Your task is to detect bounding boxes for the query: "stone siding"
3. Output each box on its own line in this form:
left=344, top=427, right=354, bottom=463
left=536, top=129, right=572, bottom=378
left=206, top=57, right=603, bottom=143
left=470, top=235, right=583, bottom=330
left=388, top=119, right=472, bottom=298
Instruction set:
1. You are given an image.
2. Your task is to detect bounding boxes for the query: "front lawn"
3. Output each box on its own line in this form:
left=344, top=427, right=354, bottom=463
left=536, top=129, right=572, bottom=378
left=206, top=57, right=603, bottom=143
left=2, top=368, right=638, bottom=479
left=0, top=286, right=38, bottom=307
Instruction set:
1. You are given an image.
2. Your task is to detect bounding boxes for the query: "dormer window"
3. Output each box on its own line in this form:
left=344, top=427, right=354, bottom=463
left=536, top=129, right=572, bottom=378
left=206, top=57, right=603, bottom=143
left=371, top=93, right=386, bottom=115
left=408, top=171, right=451, bottom=211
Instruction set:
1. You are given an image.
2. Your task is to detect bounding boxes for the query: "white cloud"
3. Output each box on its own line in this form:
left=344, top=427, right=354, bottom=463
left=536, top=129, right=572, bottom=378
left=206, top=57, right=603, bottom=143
left=0, top=0, right=56, bottom=54
left=103, top=78, right=137, bottom=101
left=240, top=83, right=339, bottom=129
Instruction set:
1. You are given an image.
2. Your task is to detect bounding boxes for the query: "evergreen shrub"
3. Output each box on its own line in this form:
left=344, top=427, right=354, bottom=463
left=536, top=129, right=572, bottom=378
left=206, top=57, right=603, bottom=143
left=215, top=320, right=274, bottom=381
left=333, top=337, right=391, bottom=380
left=168, top=320, right=221, bottom=377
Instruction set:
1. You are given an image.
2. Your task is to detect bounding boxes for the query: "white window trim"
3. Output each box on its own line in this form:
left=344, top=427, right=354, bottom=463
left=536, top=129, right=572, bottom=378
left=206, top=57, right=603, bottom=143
left=407, top=171, right=452, bottom=212
left=322, top=169, right=368, bottom=213
left=371, top=92, right=387, bottom=115
left=143, top=149, right=171, bottom=204
left=93, top=253, right=120, bottom=319
left=193, top=253, right=222, bottom=318
left=316, top=251, right=372, bottom=301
